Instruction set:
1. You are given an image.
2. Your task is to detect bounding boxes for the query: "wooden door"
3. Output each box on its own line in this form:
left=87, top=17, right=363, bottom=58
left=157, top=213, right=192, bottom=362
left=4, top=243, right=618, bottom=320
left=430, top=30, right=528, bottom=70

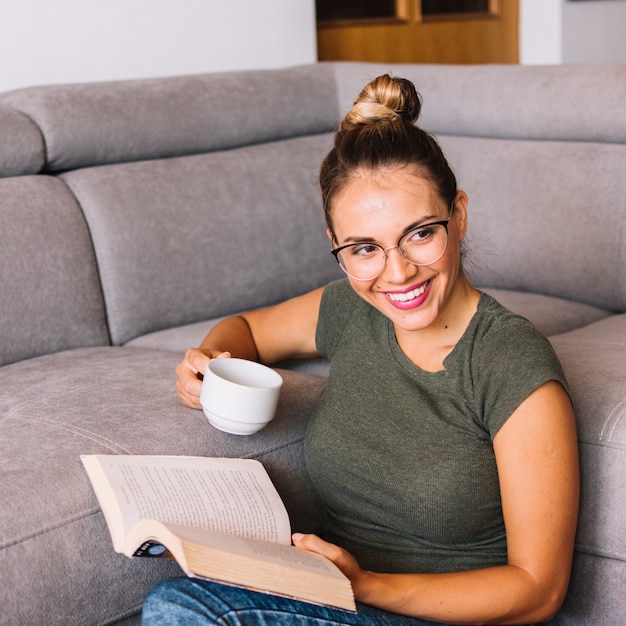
left=316, top=0, right=519, bottom=65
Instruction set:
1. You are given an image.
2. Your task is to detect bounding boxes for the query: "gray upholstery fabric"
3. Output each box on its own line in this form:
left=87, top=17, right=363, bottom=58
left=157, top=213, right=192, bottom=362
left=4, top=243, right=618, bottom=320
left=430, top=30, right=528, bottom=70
left=0, top=176, right=109, bottom=366
left=62, top=134, right=342, bottom=345
left=331, top=62, right=626, bottom=144
left=0, top=347, right=326, bottom=626
left=549, top=315, right=626, bottom=625
left=124, top=316, right=232, bottom=352
left=552, top=552, right=626, bottom=626
left=442, top=135, right=626, bottom=312
left=552, top=316, right=626, bottom=540
left=0, top=105, right=44, bottom=177
left=0, top=65, right=340, bottom=172
left=124, top=316, right=332, bottom=377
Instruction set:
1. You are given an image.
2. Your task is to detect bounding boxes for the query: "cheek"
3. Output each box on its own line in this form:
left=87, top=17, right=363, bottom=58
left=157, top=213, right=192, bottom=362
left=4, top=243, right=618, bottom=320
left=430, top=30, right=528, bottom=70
left=443, top=232, right=463, bottom=264
left=427, top=239, right=462, bottom=281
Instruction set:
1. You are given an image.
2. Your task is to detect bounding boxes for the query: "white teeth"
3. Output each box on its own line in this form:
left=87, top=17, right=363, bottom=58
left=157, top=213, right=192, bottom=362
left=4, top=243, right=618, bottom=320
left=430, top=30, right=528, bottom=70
left=388, top=281, right=429, bottom=302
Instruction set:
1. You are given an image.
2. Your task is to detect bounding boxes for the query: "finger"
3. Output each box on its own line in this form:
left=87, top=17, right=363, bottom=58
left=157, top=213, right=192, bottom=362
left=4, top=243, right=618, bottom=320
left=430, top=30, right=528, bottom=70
left=185, top=348, right=211, bottom=377
left=175, top=349, right=232, bottom=409
left=175, top=350, right=207, bottom=408
left=176, top=376, right=203, bottom=409
left=292, top=533, right=342, bottom=559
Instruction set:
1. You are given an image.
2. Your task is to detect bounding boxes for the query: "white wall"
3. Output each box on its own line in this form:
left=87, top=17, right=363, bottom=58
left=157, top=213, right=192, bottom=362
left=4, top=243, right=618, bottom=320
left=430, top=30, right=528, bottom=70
left=520, top=0, right=626, bottom=64
left=2, top=0, right=625, bottom=92
left=0, top=0, right=317, bottom=92
left=520, top=0, right=563, bottom=64
left=563, top=0, right=626, bottom=63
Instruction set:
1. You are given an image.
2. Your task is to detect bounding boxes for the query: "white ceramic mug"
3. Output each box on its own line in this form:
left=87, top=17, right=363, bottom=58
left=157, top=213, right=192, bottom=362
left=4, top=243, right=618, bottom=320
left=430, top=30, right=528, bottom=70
left=200, top=358, right=283, bottom=435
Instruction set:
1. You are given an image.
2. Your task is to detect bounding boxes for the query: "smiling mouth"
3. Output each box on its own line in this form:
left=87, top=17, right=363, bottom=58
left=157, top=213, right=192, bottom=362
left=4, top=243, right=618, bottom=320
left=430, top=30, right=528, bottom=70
left=387, top=280, right=430, bottom=303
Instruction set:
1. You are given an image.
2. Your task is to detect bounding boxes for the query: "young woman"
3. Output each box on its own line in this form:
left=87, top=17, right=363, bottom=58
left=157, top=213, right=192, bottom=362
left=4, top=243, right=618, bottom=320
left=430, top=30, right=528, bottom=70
left=143, top=74, right=579, bottom=626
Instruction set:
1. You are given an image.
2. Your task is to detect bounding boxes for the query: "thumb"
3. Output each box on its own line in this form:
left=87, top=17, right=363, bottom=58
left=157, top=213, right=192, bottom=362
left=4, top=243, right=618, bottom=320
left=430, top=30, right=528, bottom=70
left=292, top=533, right=337, bottom=557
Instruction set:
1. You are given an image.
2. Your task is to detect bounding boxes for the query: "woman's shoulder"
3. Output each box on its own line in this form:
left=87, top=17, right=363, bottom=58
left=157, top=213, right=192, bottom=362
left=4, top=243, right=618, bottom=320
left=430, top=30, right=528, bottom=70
left=469, top=291, right=562, bottom=370
left=467, top=292, right=569, bottom=434
left=317, top=279, right=377, bottom=357
left=476, top=291, right=545, bottom=339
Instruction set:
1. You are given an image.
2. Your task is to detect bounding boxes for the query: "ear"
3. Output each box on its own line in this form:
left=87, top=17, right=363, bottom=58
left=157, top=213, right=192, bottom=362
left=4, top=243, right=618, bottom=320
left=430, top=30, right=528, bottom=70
left=452, top=190, right=469, bottom=241
left=326, top=228, right=335, bottom=245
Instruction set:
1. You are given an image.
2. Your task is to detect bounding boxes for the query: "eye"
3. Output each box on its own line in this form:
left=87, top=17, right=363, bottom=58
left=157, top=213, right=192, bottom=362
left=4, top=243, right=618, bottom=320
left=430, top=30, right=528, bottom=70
left=350, top=243, right=380, bottom=257
left=405, top=226, right=436, bottom=245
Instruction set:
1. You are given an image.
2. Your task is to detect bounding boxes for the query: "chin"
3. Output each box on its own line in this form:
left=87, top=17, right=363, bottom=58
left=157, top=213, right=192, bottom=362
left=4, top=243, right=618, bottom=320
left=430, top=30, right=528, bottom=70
left=379, top=296, right=440, bottom=331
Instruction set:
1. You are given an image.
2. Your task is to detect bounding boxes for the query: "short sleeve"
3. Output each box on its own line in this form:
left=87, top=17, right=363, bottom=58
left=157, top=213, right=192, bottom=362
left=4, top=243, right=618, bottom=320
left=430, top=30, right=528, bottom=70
left=472, top=311, right=569, bottom=438
left=315, top=279, right=360, bottom=358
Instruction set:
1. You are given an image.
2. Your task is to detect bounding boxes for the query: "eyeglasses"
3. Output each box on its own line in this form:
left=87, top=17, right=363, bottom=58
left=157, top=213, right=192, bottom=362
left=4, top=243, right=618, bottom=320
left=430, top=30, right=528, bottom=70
left=331, top=215, right=452, bottom=281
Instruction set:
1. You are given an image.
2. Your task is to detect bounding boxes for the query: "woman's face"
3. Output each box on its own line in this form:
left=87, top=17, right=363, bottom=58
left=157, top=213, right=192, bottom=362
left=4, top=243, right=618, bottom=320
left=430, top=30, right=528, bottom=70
left=329, top=166, right=468, bottom=334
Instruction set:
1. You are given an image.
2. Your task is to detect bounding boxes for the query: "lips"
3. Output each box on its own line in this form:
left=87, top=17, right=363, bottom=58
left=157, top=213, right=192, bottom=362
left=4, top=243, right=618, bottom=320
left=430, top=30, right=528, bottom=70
left=386, top=280, right=430, bottom=304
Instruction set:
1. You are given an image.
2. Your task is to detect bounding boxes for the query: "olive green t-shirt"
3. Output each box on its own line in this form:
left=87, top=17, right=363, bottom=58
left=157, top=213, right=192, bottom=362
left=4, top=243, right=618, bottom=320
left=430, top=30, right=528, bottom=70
left=305, top=279, right=568, bottom=574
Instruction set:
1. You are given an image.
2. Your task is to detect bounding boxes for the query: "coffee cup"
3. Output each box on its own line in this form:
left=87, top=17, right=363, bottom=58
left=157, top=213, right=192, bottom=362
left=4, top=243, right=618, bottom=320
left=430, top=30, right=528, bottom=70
left=200, top=358, right=283, bottom=435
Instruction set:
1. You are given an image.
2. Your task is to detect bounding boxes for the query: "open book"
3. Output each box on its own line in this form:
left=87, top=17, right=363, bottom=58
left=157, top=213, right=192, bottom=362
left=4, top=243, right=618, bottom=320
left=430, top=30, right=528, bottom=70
left=81, top=455, right=355, bottom=611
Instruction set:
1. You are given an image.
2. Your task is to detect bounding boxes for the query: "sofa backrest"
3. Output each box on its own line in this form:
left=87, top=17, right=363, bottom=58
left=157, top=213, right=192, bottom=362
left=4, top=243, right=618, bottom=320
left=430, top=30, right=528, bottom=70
left=331, top=63, right=626, bottom=314
left=2, top=63, right=624, bottom=355
left=0, top=175, right=110, bottom=366
left=0, top=105, right=44, bottom=178
left=0, top=105, right=109, bottom=367
left=0, top=66, right=340, bottom=172
left=60, top=134, right=342, bottom=345
left=1, top=66, right=345, bottom=345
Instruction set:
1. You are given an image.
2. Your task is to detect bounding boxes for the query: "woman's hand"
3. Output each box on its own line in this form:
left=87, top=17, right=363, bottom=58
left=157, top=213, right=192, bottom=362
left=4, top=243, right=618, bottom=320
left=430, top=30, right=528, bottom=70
left=175, top=348, right=231, bottom=409
left=174, top=289, right=323, bottom=408
left=292, top=533, right=370, bottom=595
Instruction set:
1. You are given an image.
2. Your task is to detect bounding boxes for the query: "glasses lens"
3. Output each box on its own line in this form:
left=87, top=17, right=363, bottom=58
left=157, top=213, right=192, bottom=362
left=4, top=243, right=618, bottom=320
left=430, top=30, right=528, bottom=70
left=336, top=243, right=386, bottom=281
left=334, top=222, right=449, bottom=281
left=400, top=223, right=448, bottom=266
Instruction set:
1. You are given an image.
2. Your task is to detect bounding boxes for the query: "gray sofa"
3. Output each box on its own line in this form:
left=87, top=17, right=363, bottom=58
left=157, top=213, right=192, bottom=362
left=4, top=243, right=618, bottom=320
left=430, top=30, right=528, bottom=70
left=1, top=62, right=624, bottom=626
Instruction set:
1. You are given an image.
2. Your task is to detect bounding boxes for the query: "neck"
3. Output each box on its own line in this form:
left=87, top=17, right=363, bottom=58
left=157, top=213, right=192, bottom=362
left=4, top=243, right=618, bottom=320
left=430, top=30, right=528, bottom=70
left=394, top=273, right=480, bottom=371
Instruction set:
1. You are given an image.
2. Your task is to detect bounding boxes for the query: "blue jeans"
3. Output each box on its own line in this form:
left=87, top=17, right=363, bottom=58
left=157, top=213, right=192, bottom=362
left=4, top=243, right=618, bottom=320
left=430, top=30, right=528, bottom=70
left=141, top=577, right=445, bottom=625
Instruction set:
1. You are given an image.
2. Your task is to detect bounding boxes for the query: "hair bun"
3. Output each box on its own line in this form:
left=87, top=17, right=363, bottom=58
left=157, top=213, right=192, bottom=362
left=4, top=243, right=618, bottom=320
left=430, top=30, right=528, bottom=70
left=340, top=74, right=422, bottom=131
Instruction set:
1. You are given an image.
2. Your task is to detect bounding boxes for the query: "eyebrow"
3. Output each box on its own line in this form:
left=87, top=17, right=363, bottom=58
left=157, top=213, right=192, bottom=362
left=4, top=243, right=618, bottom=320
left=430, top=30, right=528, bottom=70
left=339, top=214, right=442, bottom=245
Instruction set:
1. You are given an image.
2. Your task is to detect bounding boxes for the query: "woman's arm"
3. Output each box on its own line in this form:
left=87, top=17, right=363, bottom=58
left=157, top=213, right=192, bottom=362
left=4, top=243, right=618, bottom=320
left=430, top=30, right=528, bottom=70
left=295, top=380, right=580, bottom=625
left=175, top=287, right=324, bottom=408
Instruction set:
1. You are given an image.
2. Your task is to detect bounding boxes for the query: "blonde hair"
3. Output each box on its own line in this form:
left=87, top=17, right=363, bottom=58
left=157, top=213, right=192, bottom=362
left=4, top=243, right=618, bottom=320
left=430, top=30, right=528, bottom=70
left=340, top=73, right=421, bottom=130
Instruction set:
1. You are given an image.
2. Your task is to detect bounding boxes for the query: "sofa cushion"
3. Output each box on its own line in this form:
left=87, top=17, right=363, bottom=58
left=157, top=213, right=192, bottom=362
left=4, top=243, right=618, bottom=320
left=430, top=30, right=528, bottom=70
left=0, top=347, right=326, bottom=625
left=551, top=552, right=626, bottom=626
left=331, top=62, right=626, bottom=144
left=549, top=315, right=626, bottom=606
left=61, top=134, right=342, bottom=345
left=125, top=316, right=332, bottom=376
left=0, top=176, right=109, bottom=366
left=0, top=65, right=340, bottom=172
left=439, top=135, right=626, bottom=313
left=0, top=105, right=44, bottom=177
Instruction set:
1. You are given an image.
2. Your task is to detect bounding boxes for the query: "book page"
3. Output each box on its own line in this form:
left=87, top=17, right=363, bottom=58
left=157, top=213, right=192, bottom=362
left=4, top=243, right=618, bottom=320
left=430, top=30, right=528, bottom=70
left=82, top=455, right=291, bottom=550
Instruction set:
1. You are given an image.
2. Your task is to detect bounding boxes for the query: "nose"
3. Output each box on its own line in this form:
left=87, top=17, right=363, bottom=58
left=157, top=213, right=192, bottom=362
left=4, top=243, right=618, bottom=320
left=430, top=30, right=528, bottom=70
left=380, top=245, right=416, bottom=282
